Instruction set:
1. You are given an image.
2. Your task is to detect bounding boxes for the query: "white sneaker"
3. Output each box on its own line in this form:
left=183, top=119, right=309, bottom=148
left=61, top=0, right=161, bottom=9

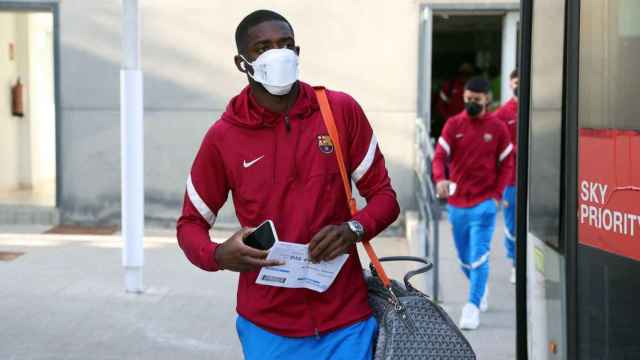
left=480, top=288, right=489, bottom=312
left=510, top=267, right=516, bottom=284
left=459, top=303, right=480, bottom=330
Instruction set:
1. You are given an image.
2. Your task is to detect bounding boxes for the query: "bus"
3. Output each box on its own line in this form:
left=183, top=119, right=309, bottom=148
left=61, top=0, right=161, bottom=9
left=518, top=0, right=640, bottom=358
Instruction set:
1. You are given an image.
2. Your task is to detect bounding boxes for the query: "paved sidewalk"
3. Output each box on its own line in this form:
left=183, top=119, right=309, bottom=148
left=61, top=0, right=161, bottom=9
left=435, top=213, right=517, bottom=360
left=0, top=219, right=515, bottom=360
left=0, top=228, right=412, bottom=360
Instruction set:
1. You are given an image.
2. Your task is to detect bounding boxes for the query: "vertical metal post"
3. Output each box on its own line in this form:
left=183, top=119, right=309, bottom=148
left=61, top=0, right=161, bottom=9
left=422, top=6, right=433, bottom=130
left=564, top=0, right=581, bottom=357
left=516, top=0, right=533, bottom=358
left=420, top=4, right=440, bottom=303
left=121, top=0, right=144, bottom=293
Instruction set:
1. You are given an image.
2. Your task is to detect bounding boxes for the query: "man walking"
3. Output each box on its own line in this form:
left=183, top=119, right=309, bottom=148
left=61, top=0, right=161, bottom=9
left=494, top=69, right=519, bottom=284
left=432, top=77, right=514, bottom=330
left=177, top=10, right=399, bottom=359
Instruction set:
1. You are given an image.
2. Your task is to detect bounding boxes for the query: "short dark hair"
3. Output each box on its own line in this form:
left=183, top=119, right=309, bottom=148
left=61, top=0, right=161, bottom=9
left=465, top=77, right=490, bottom=94
left=510, top=69, right=519, bottom=79
left=235, top=10, right=294, bottom=54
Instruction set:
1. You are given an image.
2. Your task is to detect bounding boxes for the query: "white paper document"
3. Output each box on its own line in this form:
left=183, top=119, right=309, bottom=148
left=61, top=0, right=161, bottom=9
left=256, top=241, right=349, bottom=293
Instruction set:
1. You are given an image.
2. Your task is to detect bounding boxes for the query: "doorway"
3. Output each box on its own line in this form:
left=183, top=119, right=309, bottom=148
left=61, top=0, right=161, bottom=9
left=0, top=9, right=56, bottom=208
left=431, top=14, right=502, bottom=138
left=420, top=8, right=520, bottom=140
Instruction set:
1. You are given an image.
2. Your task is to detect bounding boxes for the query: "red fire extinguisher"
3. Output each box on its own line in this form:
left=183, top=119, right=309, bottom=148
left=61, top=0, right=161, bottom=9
left=11, top=77, right=24, bottom=118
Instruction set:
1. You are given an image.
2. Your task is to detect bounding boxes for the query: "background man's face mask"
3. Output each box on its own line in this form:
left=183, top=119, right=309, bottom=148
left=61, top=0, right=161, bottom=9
left=465, top=101, right=485, bottom=118
left=241, top=48, right=299, bottom=96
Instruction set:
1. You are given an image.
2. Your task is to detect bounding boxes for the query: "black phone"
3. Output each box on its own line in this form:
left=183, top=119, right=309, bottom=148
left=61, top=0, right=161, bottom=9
left=243, top=220, right=278, bottom=250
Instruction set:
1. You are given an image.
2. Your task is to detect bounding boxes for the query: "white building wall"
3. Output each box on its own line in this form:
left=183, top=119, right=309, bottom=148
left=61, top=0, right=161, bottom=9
left=0, top=13, right=19, bottom=192
left=0, top=0, right=519, bottom=225
left=28, top=13, right=56, bottom=189
left=56, top=0, right=422, bottom=225
left=423, top=0, right=519, bottom=7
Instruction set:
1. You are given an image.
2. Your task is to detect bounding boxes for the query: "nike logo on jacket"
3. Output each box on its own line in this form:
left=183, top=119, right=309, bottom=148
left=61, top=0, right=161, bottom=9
left=243, top=155, right=264, bottom=168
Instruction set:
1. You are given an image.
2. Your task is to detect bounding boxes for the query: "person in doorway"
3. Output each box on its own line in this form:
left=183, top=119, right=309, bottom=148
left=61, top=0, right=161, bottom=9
left=494, top=69, right=519, bottom=284
left=176, top=10, right=400, bottom=360
left=432, top=77, right=514, bottom=330
left=436, top=62, right=475, bottom=121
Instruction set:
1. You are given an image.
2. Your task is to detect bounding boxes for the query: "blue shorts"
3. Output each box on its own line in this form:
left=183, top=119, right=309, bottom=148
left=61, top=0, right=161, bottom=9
left=236, top=315, right=378, bottom=360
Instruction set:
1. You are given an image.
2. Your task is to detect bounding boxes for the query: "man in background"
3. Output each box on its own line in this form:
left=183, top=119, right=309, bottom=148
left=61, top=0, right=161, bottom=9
left=432, top=77, right=514, bottom=330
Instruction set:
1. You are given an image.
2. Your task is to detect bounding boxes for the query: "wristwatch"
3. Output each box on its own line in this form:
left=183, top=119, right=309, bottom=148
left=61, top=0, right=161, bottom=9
left=345, top=220, right=365, bottom=242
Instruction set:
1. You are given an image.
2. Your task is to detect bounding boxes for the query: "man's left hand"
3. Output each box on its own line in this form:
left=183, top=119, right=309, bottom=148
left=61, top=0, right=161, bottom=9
left=308, top=224, right=356, bottom=263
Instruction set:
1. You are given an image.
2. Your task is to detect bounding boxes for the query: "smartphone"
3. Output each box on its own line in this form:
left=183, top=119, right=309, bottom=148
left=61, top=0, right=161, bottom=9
left=243, top=220, right=278, bottom=250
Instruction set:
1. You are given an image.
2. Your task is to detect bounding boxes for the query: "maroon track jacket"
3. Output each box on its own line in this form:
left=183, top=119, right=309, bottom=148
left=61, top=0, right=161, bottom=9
left=432, top=110, right=514, bottom=208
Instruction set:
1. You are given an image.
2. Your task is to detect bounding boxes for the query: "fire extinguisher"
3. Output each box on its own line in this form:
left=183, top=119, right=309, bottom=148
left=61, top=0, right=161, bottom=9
left=11, top=77, right=24, bottom=118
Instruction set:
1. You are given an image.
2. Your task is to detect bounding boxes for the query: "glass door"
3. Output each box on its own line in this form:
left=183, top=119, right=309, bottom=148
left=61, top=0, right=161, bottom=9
left=524, top=0, right=568, bottom=358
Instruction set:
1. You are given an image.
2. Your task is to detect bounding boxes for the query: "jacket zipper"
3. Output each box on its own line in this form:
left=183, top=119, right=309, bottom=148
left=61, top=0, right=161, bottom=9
left=285, top=107, right=317, bottom=337
left=272, top=129, right=277, bottom=184
left=284, top=113, right=291, bottom=132
left=302, top=290, right=321, bottom=339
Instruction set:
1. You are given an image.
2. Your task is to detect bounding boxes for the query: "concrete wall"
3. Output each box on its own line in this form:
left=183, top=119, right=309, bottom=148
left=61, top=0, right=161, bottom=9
left=2, top=0, right=520, bottom=226
left=424, top=0, right=519, bottom=7
left=27, top=13, right=56, bottom=189
left=0, top=13, right=19, bottom=191
left=15, top=13, right=32, bottom=187
left=55, top=0, right=423, bottom=226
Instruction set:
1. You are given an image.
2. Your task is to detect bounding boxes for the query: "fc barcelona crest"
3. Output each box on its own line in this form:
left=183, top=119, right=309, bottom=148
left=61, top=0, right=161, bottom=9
left=317, top=135, right=334, bottom=154
left=483, top=133, right=493, bottom=142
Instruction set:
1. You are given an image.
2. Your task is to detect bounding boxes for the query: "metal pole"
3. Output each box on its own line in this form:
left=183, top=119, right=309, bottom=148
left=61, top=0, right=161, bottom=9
left=433, top=209, right=440, bottom=302
left=121, top=0, right=144, bottom=293
left=516, top=0, right=533, bottom=357
left=422, top=6, right=433, bottom=131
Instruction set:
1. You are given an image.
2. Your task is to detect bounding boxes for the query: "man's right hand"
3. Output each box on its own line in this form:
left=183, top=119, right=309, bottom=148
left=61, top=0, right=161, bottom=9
left=214, top=228, right=283, bottom=272
left=436, top=180, right=452, bottom=199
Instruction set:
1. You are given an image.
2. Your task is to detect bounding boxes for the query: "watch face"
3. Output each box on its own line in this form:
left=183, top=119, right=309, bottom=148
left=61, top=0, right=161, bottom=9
left=349, top=221, right=364, bottom=237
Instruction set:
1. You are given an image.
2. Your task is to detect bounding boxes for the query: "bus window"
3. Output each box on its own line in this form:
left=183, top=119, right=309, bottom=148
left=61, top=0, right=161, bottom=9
left=528, top=0, right=564, bottom=250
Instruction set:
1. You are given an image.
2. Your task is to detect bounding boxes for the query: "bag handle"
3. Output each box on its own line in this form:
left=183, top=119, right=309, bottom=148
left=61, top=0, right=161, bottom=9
left=313, top=86, right=391, bottom=288
left=377, top=256, right=432, bottom=293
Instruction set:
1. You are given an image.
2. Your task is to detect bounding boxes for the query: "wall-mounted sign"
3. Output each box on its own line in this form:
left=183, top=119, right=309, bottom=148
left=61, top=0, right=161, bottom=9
left=579, top=128, right=640, bottom=261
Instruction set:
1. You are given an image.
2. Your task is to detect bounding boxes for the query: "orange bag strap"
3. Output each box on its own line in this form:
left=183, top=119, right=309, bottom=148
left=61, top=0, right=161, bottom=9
left=313, top=86, right=391, bottom=288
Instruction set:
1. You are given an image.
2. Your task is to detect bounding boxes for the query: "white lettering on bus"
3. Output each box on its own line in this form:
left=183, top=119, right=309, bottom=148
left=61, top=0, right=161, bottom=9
left=579, top=203, right=640, bottom=238
left=580, top=180, right=608, bottom=205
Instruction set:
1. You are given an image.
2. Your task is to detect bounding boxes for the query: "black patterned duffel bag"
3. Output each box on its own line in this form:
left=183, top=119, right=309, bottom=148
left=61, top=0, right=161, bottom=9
left=366, top=256, right=476, bottom=360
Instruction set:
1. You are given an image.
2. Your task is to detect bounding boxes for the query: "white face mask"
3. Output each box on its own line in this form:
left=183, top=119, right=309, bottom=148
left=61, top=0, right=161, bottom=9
left=241, top=48, right=299, bottom=96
